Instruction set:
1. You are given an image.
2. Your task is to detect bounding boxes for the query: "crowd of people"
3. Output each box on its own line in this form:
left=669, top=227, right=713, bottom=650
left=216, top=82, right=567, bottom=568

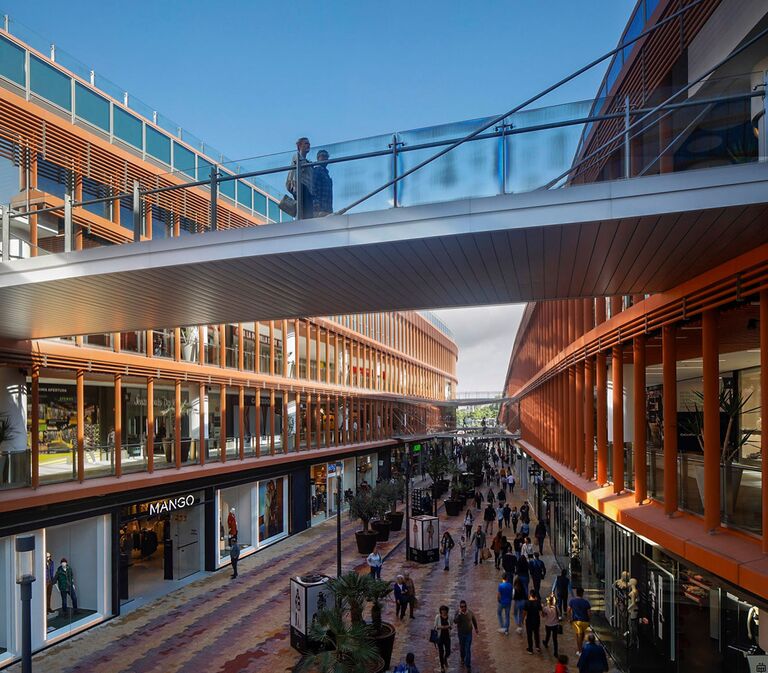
left=387, top=441, right=611, bottom=673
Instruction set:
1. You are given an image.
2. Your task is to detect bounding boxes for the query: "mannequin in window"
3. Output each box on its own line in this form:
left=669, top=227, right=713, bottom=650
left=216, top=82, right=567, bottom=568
left=45, top=552, right=55, bottom=613
left=628, top=577, right=639, bottom=649
left=227, top=507, right=238, bottom=545
left=747, top=606, right=763, bottom=654
left=54, top=558, right=78, bottom=615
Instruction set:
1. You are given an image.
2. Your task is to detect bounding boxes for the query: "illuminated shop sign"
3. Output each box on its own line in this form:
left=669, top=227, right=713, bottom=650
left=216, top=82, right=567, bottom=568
left=148, top=494, right=196, bottom=516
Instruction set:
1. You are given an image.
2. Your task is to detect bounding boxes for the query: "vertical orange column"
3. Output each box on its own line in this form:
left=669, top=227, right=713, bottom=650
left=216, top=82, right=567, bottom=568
left=558, top=373, right=566, bottom=462
left=147, top=378, right=154, bottom=473
left=584, top=358, right=594, bottom=479
left=76, top=370, right=85, bottom=482
left=255, top=389, right=262, bottom=457
left=269, top=389, right=276, bottom=454
left=220, top=385, right=227, bottom=462
left=761, top=292, right=768, bottom=551
left=583, top=298, right=593, bottom=334
left=702, top=310, right=720, bottom=532
left=633, top=335, right=647, bottom=503
left=567, top=367, right=576, bottom=468
left=574, top=300, right=584, bottom=338
left=294, top=392, right=301, bottom=452
left=595, top=297, right=606, bottom=325
left=575, top=362, right=584, bottom=474
left=563, top=371, right=571, bottom=464
left=114, top=374, right=122, bottom=478
left=596, top=352, right=608, bottom=484
left=283, top=320, right=290, bottom=377
left=175, top=379, right=182, bottom=468
left=662, top=324, right=678, bottom=515
left=612, top=346, right=624, bottom=492
left=199, top=383, right=206, bottom=465
left=238, top=386, right=245, bottom=460
left=30, top=364, right=39, bottom=487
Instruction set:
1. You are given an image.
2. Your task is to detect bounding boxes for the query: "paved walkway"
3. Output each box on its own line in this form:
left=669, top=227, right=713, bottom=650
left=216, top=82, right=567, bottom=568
left=11, top=469, right=570, bottom=673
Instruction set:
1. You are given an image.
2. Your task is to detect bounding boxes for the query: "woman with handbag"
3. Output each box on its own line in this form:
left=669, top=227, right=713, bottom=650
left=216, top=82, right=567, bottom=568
left=542, top=593, right=561, bottom=657
left=432, top=605, right=452, bottom=673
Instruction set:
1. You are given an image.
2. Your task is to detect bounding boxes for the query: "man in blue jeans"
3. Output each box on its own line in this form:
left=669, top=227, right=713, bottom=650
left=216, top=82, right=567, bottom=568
left=454, top=600, right=479, bottom=672
left=497, top=573, right=513, bottom=635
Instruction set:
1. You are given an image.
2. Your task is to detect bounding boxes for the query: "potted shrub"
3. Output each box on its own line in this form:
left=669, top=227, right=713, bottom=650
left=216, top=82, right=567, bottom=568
left=371, top=485, right=390, bottom=542
left=291, top=605, right=384, bottom=673
left=349, top=492, right=381, bottom=554
left=382, top=479, right=405, bottom=531
left=180, top=326, right=198, bottom=362
left=366, top=578, right=396, bottom=669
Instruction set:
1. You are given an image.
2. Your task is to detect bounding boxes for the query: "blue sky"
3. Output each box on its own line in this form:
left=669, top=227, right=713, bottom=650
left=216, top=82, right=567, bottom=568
left=5, top=0, right=635, bottom=158
left=3, top=0, right=637, bottom=391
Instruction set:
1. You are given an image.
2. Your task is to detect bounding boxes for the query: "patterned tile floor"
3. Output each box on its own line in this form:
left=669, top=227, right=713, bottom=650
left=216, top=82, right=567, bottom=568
left=9, top=471, right=571, bottom=673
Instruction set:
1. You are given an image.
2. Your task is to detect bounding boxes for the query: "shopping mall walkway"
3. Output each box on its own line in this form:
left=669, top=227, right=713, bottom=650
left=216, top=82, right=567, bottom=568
left=11, top=472, right=569, bottom=673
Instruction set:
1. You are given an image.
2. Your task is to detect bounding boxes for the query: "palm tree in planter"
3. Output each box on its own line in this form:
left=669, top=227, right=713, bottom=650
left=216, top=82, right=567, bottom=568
left=349, top=491, right=382, bottom=554
left=292, top=605, right=383, bottom=673
left=365, top=577, right=396, bottom=670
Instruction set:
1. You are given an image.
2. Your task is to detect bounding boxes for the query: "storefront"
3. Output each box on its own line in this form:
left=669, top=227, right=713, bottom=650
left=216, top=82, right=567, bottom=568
left=533, top=457, right=768, bottom=673
left=356, top=453, right=378, bottom=489
left=309, top=459, right=357, bottom=526
left=0, top=514, right=112, bottom=667
left=118, top=491, right=205, bottom=609
left=216, top=475, right=289, bottom=569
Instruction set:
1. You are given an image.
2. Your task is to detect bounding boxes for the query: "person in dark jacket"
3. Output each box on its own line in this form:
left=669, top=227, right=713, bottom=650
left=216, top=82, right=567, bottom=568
left=483, top=503, right=496, bottom=535
left=577, top=633, right=609, bottom=673
left=529, top=552, right=546, bottom=597
left=473, top=490, right=483, bottom=510
left=516, top=554, right=530, bottom=595
left=312, top=150, right=333, bottom=216
left=393, top=575, right=411, bottom=619
left=534, top=519, right=548, bottom=555
left=230, top=543, right=240, bottom=579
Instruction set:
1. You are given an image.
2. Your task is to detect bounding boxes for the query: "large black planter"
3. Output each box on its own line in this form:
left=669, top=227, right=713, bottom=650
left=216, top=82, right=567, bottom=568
left=372, top=623, right=396, bottom=670
left=444, top=499, right=462, bottom=517
left=372, top=519, right=391, bottom=542
left=355, top=530, right=379, bottom=554
left=385, top=510, right=404, bottom=531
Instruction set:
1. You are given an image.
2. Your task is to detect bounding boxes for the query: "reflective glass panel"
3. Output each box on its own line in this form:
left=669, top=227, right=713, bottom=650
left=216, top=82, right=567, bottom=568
left=113, top=107, right=142, bottom=148
left=237, top=182, right=251, bottom=209
left=30, top=56, right=71, bottom=110
left=75, top=83, right=109, bottom=131
left=219, top=171, right=235, bottom=200
left=0, top=35, right=25, bottom=85
left=146, top=125, right=171, bottom=164
left=253, top=189, right=267, bottom=216
left=173, top=141, right=195, bottom=178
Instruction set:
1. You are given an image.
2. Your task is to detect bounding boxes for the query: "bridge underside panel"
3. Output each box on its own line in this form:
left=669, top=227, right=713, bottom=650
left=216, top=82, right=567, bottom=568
left=1, top=164, right=767, bottom=340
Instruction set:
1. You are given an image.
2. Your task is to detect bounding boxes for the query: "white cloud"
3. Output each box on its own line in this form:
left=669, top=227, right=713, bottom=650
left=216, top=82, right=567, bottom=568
left=431, top=304, right=525, bottom=394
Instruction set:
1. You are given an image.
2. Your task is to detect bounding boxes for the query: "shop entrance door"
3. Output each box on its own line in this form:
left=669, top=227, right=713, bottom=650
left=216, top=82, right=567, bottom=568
left=171, top=508, right=201, bottom=581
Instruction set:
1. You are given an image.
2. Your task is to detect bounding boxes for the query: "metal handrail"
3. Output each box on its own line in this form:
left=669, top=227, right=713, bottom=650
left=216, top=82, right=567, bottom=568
left=543, top=23, right=768, bottom=189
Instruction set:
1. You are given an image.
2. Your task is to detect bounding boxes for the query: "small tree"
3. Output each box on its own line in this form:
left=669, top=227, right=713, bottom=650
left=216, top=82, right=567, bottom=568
left=348, top=492, right=382, bottom=533
left=372, top=481, right=401, bottom=515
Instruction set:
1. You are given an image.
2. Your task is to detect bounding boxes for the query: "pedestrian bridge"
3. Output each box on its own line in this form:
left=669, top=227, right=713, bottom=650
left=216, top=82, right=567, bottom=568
left=0, top=161, right=767, bottom=340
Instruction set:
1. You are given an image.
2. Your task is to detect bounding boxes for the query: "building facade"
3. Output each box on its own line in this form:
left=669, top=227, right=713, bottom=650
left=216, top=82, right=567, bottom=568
left=0, top=26, right=458, bottom=668
left=502, top=1, right=768, bottom=672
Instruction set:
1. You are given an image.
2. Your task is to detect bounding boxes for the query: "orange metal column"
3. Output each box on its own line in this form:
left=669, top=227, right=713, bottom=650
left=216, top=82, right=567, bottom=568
left=199, top=383, right=206, bottom=465
left=702, top=310, right=720, bottom=532
left=220, top=385, right=227, bottom=463
left=761, top=292, right=768, bottom=550
left=662, top=325, right=678, bottom=515
left=569, top=367, right=577, bottom=469
left=575, top=300, right=584, bottom=338
left=175, top=380, right=182, bottom=468
left=147, top=378, right=154, bottom=473
left=269, top=321, right=276, bottom=376
left=595, top=297, right=606, bottom=325
left=295, top=392, right=301, bottom=452
left=583, top=299, right=593, bottom=334
left=238, top=386, right=245, bottom=460
left=255, top=389, right=262, bottom=457
left=31, top=364, right=40, bottom=487
left=612, top=346, right=624, bottom=492
left=575, top=362, right=584, bottom=474
left=76, top=370, right=85, bottom=482
left=584, top=357, right=594, bottom=479
left=557, top=374, right=564, bottom=462
left=283, top=320, right=290, bottom=377
left=633, top=335, right=647, bottom=503
left=114, top=374, right=122, bottom=478
left=269, top=389, right=276, bottom=454
left=596, top=352, right=608, bottom=484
